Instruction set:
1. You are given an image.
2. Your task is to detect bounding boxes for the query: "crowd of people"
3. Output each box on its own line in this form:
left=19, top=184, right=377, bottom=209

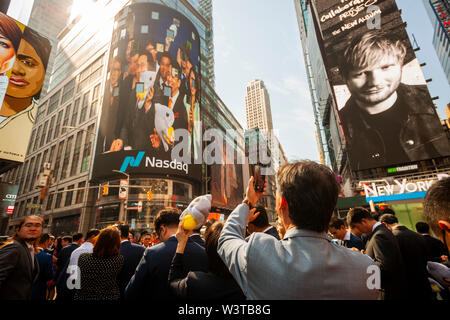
left=0, top=161, right=449, bottom=300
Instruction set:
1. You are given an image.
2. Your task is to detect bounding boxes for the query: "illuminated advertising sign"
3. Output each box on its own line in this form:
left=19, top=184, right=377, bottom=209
left=311, top=0, right=450, bottom=171
left=431, top=0, right=450, bottom=36
left=0, top=12, right=51, bottom=163
left=0, top=182, right=18, bottom=217
left=360, top=173, right=449, bottom=203
left=92, top=3, right=202, bottom=182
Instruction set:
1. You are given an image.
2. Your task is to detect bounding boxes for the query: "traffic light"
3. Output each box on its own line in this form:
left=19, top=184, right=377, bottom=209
left=147, top=190, right=152, bottom=200
left=102, top=184, right=109, bottom=196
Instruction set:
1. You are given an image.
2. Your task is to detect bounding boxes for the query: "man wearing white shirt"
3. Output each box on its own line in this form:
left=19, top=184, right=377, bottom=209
left=67, top=229, right=100, bottom=272
left=347, top=207, right=407, bottom=300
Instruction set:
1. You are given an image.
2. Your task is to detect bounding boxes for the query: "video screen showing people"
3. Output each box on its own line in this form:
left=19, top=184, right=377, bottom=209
left=0, top=12, right=51, bottom=163
left=93, top=3, right=202, bottom=180
left=312, top=0, right=450, bottom=171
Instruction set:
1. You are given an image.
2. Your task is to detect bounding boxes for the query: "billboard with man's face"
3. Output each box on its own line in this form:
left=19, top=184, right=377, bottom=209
left=92, top=3, right=202, bottom=182
left=311, top=0, right=450, bottom=171
left=0, top=12, right=51, bottom=164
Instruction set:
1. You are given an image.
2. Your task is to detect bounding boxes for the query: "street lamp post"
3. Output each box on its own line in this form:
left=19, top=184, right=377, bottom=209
left=112, top=169, right=130, bottom=223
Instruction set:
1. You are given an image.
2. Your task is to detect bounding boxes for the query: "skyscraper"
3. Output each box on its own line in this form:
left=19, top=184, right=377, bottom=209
left=245, top=79, right=273, bottom=131
left=26, top=0, right=74, bottom=96
left=423, top=0, right=450, bottom=83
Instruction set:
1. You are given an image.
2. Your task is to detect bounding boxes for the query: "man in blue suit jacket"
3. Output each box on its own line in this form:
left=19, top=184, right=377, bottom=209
left=329, top=217, right=364, bottom=250
left=125, top=208, right=208, bottom=300
left=117, top=224, right=145, bottom=299
left=32, top=233, right=54, bottom=300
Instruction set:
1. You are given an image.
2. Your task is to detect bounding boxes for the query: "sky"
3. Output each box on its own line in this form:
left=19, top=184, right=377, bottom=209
left=212, top=0, right=450, bottom=163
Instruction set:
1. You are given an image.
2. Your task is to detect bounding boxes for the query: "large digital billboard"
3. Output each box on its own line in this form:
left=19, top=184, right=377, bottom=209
left=92, top=3, right=202, bottom=182
left=0, top=12, right=51, bottom=164
left=312, top=0, right=450, bottom=171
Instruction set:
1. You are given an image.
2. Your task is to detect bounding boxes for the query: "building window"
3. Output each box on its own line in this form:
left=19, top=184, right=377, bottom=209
left=46, top=192, right=54, bottom=210
left=81, top=124, right=95, bottom=173
left=47, top=115, right=56, bottom=144
left=90, top=83, right=101, bottom=118
left=55, top=188, right=64, bottom=209
left=79, top=91, right=90, bottom=124
left=53, top=110, right=64, bottom=139
left=60, top=135, right=73, bottom=180
left=47, top=90, right=61, bottom=115
left=62, top=103, right=72, bottom=134
left=71, top=132, right=83, bottom=176
left=61, top=79, right=75, bottom=105
left=33, top=125, right=42, bottom=151
left=54, top=140, right=65, bottom=182
left=65, top=185, right=74, bottom=207
left=71, top=98, right=80, bottom=127
left=40, top=120, right=49, bottom=148
left=76, top=181, right=86, bottom=204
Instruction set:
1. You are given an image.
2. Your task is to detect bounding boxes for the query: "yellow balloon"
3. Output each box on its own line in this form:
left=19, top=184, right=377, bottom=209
left=182, top=214, right=197, bottom=230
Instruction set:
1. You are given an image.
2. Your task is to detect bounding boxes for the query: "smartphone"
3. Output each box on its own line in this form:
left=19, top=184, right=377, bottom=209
left=251, top=164, right=265, bottom=193
left=164, top=85, right=172, bottom=97
left=136, top=82, right=144, bottom=93
left=167, top=29, right=175, bottom=40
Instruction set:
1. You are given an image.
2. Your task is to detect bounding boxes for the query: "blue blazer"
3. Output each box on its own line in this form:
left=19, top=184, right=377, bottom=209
left=32, top=250, right=54, bottom=300
left=118, top=240, right=145, bottom=298
left=124, top=236, right=208, bottom=300
left=344, top=233, right=364, bottom=251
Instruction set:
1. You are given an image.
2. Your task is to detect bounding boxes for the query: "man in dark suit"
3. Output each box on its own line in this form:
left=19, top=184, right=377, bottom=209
left=32, top=233, right=54, bottom=300
left=416, top=221, right=449, bottom=262
left=124, top=208, right=208, bottom=300
left=0, top=216, right=42, bottom=300
left=347, top=207, right=407, bottom=300
left=55, top=234, right=81, bottom=301
left=190, top=228, right=205, bottom=247
left=380, top=214, right=433, bottom=300
left=329, top=217, right=364, bottom=250
left=247, top=206, right=280, bottom=240
left=117, top=224, right=145, bottom=299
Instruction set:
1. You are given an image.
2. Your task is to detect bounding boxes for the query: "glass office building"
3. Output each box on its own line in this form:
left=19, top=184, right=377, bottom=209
left=2, top=0, right=241, bottom=236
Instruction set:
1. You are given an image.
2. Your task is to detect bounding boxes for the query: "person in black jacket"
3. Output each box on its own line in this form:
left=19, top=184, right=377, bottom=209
left=169, top=220, right=246, bottom=300
left=32, top=233, right=54, bottom=300
left=380, top=214, right=433, bottom=300
left=328, top=217, right=363, bottom=250
left=416, top=221, right=449, bottom=263
left=0, top=216, right=43, bottom=300
left=247, top=206, right=280, bottom=240
left=124, top=208, right=208, bottom=300
left=117, top=224, right=145, bottom=299
left=55, top=235, right=81, bottom=301
left=347, top=207, right=407, bottom=300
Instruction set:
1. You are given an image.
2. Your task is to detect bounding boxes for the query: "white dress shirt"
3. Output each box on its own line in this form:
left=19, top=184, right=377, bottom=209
left=68, top=242, right=94, bottom=269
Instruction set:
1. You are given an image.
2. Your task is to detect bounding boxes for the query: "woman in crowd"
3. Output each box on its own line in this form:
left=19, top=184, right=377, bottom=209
left=168, top=221, right=246, bottom=300
left=74, top=226, right=124, bottom=300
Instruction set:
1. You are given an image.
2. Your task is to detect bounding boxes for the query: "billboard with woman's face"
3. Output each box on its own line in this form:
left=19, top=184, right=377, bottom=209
left=311, top=0, right=450, bottom=171
left=0, top=12, right=51, bottom=164
left=92, top=3, right=202, bottom=182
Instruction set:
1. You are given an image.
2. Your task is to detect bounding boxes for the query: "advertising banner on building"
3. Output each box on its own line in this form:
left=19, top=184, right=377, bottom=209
left=0, top=182, right=18, bottom=217
left=92, top=3, right=202, bottom=182
left=311, top=0, right=450, bottom=171
left=0, top=12, right=51, bottom=163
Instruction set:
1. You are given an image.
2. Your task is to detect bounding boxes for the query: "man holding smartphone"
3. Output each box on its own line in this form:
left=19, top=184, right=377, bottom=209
left=217, top=161, right=380, bottom=300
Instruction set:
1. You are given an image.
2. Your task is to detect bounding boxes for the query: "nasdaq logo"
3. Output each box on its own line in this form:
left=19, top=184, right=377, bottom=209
left=120, top=152, right=145, bottom=172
